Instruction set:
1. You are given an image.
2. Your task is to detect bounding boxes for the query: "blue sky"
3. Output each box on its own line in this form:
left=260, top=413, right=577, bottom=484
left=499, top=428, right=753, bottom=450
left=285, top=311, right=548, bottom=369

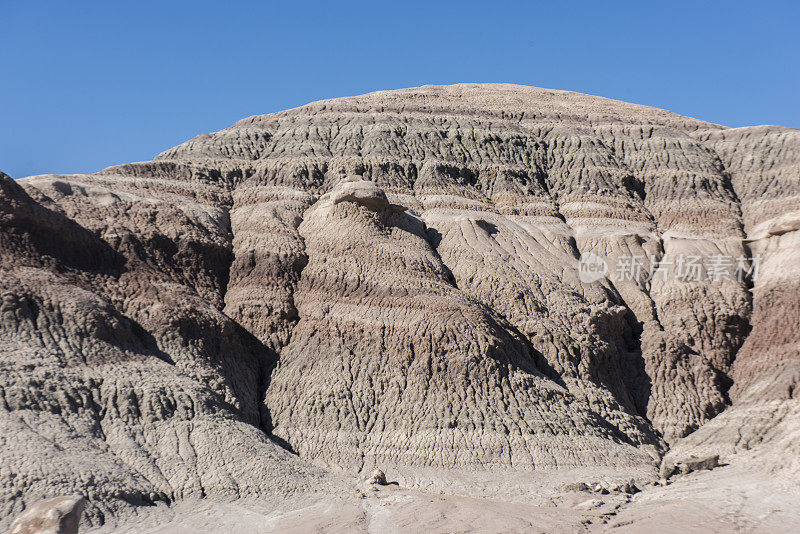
left=1, top=0, right=798, bottom=178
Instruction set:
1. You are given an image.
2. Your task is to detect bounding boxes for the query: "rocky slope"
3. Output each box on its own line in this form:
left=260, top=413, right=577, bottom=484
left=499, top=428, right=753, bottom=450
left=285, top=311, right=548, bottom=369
left=1, top=84, right=798, bottom=529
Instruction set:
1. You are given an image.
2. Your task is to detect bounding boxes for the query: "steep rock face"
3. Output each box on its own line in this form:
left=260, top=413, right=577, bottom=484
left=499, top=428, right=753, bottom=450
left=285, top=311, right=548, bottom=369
left=0, top=171, right=333, bottom=526
left=1, top=84, right=798, bottom=525
left=698, top=126, right=800, bottom=399
left=591, top=123, right=752, bottom=442
left=666, top=126, right=800, bottom=476
left=160, top=84, right=756, bottom=443
left=265, top=177, right=656, bottom=472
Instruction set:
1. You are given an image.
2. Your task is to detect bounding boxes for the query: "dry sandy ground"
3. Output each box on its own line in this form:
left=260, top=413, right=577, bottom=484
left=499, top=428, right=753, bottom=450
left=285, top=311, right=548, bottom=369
left=97, top=463, right=799, bottom=533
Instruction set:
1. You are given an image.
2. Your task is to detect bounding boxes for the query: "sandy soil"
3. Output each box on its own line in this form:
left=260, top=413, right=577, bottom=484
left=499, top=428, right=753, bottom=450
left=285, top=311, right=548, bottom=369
left=97, top=462, right=799, bottom=533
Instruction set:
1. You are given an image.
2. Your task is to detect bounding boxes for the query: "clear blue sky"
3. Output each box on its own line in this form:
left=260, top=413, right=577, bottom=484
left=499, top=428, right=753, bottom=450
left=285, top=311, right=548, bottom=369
left=2, top=0, right=798, bottom=178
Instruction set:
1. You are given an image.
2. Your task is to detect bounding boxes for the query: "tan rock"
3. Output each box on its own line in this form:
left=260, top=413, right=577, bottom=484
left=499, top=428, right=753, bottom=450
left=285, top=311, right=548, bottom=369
left=9, top=496, right=86, bottom=534
left=368, top=470, right=388, bottom=486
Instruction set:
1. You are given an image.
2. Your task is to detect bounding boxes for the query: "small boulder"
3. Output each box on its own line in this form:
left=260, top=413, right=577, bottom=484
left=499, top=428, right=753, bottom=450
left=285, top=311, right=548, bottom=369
left=563, top=482, right=590, bottom=492
left=678, top=455, right=719, bottom=474
left=623, top=479, right=640, bottom=494
left=659, top=457, right=676, bottom=479
left=9, top=495, right=86, bottom=534
left=368, top=469, right=387, bottom=485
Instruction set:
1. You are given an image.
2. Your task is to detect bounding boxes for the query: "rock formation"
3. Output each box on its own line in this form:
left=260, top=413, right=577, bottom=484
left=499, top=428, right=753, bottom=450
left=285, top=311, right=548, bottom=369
left=8, top=495, right=86, bottom=534
left=1, top=84, right=797, bottom=529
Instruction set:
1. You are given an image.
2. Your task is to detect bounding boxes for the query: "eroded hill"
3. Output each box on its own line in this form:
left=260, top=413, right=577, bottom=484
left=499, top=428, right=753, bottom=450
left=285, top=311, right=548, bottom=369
left=1, top=84, right=798, bottom=529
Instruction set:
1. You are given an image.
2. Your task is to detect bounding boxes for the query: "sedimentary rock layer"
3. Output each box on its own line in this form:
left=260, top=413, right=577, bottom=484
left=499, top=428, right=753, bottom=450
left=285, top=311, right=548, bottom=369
left=1, top=84, right=798, bottom=526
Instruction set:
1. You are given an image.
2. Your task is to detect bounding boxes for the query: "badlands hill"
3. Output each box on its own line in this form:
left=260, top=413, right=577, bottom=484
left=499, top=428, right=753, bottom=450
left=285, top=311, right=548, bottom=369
left=1, top=84, right=799, bottom=532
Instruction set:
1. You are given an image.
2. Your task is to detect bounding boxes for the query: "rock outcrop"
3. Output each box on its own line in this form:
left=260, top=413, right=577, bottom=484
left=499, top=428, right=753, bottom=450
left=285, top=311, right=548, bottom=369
left=1, top=84, right=798, bottom=528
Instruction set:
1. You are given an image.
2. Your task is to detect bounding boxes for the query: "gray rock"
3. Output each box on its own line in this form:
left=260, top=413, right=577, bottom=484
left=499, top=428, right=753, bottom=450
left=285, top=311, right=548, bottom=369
left=623, top=479, right=640, bottom=494
left=563, top=482, right=591, bottom=492
left=660, top=457, right=677, bottom=479
left=678, top=455, right=720, bottom=474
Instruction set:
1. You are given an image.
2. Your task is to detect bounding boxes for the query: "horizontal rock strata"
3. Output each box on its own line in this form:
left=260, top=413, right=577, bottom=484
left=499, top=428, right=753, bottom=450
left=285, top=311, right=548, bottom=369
left=1, top=84, right=798, bottom=527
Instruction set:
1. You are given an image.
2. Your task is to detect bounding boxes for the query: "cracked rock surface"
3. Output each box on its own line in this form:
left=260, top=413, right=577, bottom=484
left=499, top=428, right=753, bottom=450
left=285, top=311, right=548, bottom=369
left=1, top=84, right=798, bottom=530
